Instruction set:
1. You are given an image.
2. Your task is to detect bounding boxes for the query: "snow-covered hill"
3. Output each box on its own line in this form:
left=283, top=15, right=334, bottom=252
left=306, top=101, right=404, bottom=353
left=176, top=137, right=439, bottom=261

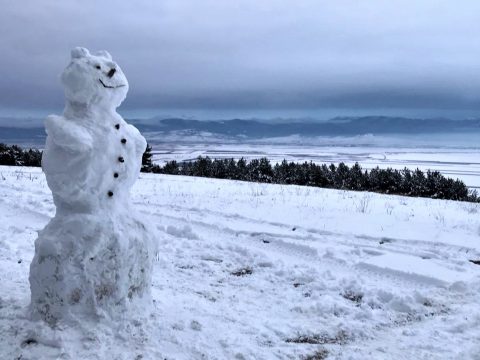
left=1, top=165, right=479, bottom=359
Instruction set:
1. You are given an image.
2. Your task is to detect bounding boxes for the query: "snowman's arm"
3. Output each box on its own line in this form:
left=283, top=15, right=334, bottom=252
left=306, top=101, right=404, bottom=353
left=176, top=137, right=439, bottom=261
left=126, top=124, right=147, bottom=155
left=45, top=115, right=93, bottom=152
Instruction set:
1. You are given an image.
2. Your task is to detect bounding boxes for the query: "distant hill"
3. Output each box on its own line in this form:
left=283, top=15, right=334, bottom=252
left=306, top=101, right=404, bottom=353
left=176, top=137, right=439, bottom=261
left=1, top=116, right=480, bottom=146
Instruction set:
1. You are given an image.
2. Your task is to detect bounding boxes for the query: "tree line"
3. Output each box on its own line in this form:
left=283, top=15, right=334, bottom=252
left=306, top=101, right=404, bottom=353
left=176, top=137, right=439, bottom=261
left=2, top=143, right=478, bottom=203
left=0, top=143, right=42, bottom=167
left=142, top=149, right=479, bottom=203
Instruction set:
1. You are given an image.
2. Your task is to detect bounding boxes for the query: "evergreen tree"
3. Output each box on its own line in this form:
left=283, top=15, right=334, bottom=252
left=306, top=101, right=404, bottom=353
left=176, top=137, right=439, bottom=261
left=347, top=163, right=365, bottom=190
left=163, top=160, right=179, bottom=175
left=141, top=143, right=154, bottom=172
left=273, top=160, right=290, bottom=184
left=253, top=158, right=274, bottom=183
left=309, top=162, right=329, bottom=187
left=236, top=158, right=248, bottom=180
left=193, top=156, right=212, bottom=177
left=211, top=159, right=227, bottom=179
left=225, top=158, right=238, bottom=179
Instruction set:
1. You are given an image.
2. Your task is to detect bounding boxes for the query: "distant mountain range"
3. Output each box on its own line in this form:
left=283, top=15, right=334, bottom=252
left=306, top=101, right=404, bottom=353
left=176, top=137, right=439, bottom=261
left=132, top=116, right=480, bottom=138
left=1, top=116, right=480, bottom=146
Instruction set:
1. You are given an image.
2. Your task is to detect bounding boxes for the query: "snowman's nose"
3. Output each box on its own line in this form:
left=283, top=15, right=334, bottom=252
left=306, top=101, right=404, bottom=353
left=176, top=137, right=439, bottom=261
left=107, top=68, right=116, bottom=78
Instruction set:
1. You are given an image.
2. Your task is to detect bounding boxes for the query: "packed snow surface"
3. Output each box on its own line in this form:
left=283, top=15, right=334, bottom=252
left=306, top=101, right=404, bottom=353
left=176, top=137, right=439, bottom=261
left=1, top=166, right=480, bottom=359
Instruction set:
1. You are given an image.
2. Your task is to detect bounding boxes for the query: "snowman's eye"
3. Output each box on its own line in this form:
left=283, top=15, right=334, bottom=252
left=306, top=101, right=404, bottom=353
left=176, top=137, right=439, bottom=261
left=95, top=65, right=101, bottom=70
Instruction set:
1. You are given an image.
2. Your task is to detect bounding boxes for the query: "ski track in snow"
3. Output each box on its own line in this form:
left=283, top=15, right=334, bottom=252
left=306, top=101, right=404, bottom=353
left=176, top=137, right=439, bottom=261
left=0, top=166, right=480, bottom=359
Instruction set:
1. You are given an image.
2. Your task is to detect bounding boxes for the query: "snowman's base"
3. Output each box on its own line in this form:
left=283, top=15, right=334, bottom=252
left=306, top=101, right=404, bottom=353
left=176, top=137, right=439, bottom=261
left=29, top=210, right=157, bottom=325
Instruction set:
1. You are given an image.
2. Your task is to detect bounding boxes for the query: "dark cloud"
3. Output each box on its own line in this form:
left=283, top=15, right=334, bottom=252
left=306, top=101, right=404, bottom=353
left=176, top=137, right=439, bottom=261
left=1, top=0, right=480, bottom=117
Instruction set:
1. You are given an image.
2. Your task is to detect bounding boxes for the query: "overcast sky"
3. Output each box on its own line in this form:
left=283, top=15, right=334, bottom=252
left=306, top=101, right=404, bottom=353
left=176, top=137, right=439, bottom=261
left=1, top=0, right=480, bottom=119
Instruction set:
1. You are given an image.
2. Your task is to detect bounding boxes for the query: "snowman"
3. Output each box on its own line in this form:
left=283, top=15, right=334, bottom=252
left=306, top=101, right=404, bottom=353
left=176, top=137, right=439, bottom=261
left=29, top=47, right=157, bottom=325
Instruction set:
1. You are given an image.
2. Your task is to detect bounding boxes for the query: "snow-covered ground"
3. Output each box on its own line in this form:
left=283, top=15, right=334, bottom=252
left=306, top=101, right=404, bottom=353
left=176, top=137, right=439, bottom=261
left=1, top=165, right=480, bottom=359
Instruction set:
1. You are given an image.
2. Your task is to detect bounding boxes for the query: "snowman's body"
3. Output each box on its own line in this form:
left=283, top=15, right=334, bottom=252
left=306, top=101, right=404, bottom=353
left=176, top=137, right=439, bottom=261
left=42, top=113, right=145, bottom=212
left=29, top=48, right=157, bottom=324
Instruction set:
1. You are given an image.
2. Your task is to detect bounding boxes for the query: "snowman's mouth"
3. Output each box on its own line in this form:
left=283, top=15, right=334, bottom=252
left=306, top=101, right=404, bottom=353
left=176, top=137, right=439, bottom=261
left=99, top=79, right=126, bottom=89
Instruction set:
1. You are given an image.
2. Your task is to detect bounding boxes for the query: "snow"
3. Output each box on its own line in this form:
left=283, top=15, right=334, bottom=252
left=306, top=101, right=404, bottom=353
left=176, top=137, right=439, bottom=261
left=29, top=48, right=157, bottom=326
left=358, top=253, right=476, bottom=286
left=1, top=165, right=479, bottom=359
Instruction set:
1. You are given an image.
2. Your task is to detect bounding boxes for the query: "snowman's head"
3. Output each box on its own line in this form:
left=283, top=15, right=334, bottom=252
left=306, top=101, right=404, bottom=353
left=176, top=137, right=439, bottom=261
left=61, top=47, right=129, bottom=110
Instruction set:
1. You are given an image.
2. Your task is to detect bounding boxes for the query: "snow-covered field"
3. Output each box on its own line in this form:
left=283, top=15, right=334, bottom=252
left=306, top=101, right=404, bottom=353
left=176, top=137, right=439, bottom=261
left=1, top=165, right=480, bottom=359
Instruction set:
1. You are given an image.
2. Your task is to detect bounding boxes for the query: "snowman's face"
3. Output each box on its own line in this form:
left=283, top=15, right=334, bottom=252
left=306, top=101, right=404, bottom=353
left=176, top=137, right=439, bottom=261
left=61, top=47, right=129, bottom=109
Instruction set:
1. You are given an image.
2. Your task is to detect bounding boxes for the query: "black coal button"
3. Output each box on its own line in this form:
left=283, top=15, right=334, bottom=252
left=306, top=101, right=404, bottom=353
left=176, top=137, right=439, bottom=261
left=108, top=191, right=114, bottom=197
left=121, top=138, right=127, bottom=144
left=115, top=124, right=120, bottom=130
left=113, top=172, right=119, bottom=178
left=118, top=157, right=125, bottom=163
